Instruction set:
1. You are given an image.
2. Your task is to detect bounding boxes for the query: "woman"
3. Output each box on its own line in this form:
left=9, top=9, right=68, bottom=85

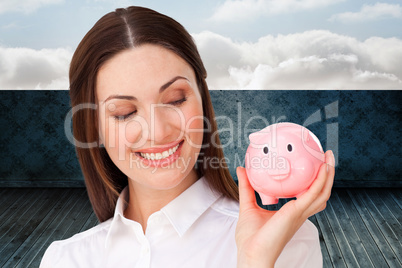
left=40, top=6, right=335, bottom=267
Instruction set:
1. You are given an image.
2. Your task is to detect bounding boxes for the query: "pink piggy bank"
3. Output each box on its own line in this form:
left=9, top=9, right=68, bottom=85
left=245, top=122, right=325, bottom=205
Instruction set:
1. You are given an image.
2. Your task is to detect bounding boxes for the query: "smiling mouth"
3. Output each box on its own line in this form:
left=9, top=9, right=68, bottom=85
left=135, top=140, right=183, bottom=161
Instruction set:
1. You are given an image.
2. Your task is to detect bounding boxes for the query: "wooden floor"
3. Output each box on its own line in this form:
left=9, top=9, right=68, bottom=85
left=0, top=188, right=401, bottom=267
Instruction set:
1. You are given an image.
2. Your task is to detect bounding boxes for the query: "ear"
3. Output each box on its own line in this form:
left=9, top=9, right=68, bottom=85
left=249, top=125, right=270, bottom=145
left=249, top=131, right=260, bottom=144
left=303, top=128, right=310, bottom=143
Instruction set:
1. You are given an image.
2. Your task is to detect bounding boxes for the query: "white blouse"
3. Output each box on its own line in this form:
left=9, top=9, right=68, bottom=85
left=40, top=177, right=322, bottom=268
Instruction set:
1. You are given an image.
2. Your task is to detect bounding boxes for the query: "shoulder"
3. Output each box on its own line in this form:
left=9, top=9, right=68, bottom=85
left=40, top=219, right=112, bottom=268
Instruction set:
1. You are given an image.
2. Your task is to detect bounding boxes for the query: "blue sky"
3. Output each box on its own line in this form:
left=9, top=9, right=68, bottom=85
left=1, top=0, right=401, bottom=89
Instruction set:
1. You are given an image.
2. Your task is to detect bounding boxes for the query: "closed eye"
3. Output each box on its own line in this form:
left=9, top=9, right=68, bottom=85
left=168, top=97, right=187, bottom=106
left=114, top=110, right=137, bottom=121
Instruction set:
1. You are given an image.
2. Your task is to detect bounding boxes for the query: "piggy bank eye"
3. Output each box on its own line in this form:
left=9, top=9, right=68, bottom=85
left=287, top=144, right=293, bottom=152
left=263, top=146, right=269, bottom=154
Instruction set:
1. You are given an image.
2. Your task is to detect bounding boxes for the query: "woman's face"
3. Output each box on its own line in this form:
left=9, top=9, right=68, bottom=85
left=96, top=44, right=204, bottom=191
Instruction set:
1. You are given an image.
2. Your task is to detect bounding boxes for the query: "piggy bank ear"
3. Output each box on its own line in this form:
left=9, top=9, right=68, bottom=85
left=249, top=132, right=261, bottom=144
left=303, top=128, right=323, bottom=151
left=249, top=131, right=268, bottom=147
left=248, top=132, right=259, bottom=143
left=302, top=128, right=325, bottom=162
left=303, top=128, right=310, bottom=143
left=249, top=125, right=273, bottom=147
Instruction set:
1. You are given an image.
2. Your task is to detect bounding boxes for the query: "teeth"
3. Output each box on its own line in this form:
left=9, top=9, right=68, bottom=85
left=139, top=143, right=180, bottom=160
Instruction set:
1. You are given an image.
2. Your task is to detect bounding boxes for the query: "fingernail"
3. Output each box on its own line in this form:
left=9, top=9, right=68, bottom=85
left=328, top=150, right=335, bottom=167
left=326, top=164, right=329, bottom=173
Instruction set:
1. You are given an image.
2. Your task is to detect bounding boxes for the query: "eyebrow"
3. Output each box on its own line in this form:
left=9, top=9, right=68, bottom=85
left=159, top=76, right=189, bottom=92
left=102, top=76, right=189, bottom=103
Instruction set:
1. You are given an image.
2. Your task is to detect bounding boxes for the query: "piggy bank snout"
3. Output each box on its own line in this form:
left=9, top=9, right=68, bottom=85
left=266, top=157, right=290, bottom=180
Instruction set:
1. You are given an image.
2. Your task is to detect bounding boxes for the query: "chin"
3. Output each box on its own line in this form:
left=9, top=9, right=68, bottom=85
left=126, top=158, right=196, bottom=189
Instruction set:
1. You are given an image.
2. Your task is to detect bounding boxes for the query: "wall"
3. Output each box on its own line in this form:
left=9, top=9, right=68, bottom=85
left=0, top=90, right=400, bottom=187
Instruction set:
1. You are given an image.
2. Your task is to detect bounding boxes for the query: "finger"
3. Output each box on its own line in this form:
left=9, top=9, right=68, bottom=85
left=236, top=166, right=258, bottom=212
left=306, top=162, right=329, bottom=198
left=315, top=160, right=335, bottom=206
left=296, top=151, right=332, bottom=210
left=302, top=151, right=336, bottom=215
left=315, top=151, right=335, bottom=202
left=310, top=150, right=334, bottom=194
left=326, top=149, right=336, bottom=168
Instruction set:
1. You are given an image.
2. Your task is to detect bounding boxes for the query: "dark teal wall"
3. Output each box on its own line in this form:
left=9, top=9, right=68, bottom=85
left=0, top=90, right=400, bottom=187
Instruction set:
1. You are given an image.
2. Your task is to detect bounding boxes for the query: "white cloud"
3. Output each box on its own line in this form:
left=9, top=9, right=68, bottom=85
left=193, top=30, right=402, bottom=89
left=0, top=0, right=63, bottom=14
left=3, top=30, right=402, bottom=90
left=329, top=3, right=402, bottom=23
left=0, top=46, right=72, bottom=89
left=210, top=0, right=344, bottom=22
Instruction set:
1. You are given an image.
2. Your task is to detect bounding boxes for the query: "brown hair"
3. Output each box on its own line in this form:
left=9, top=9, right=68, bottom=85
left=70, top=6, right=239, bottom=222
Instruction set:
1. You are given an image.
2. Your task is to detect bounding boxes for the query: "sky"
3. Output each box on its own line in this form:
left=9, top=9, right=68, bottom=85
left=0, top=0, right=401, bottom=89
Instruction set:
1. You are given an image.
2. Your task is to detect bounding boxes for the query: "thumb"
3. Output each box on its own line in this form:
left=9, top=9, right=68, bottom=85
left=236, top=166, right=258, bottom=212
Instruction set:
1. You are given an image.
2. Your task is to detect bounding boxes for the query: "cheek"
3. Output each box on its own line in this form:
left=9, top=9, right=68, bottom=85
left=183, top=104, right=204, bottom=145
left=101, top=117, right=145, bottom=155
left=124, top=118, right=148, bottom=146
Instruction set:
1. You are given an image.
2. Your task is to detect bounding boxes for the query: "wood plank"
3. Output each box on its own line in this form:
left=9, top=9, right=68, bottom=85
left=0, top=188, right=18, bottom=213
left=1, top=189, right=73, bottom=267
left=43, top=190, right=88, bottom=240
left=362, top=189, right=402, bottom=262
left=348, top=189, right=402, bottom=268
left=374, top=189, right=402, bottom=232
left=334, top=181, right=402, bottom=188
left=324, top=193, right=361, bottom=267
left=336, top=189, right=387, bottom=267
left=309, top=214, right=332, bottom=268
left=14, top=189, right=85, bottom=268
left=60, top=192, right=94, bottom=240
left=28, top=189, right=88, bottom=267
left=330, top=191, right=375, bottom=267
left=0, top=180, right=85, bottom=188
left=0, top=189, right=63, bottom=266
left=315, top=209, right=347, bottom=267
left=0, top=187, right=399, bottom=267
left=80, top=212, right=99, bottom=232
left=389, top=189, right=402, bottom=209
left=0, top=189, right=31, bottom=226
left=0, top=189, right=44, bottom=245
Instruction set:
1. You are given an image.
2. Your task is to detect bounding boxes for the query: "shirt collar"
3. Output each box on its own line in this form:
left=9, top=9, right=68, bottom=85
left=161, top=176, right=222, bottom=237
left=105, top=176, right=222, bottom=247
left=105, top=187, right=130, bottom=248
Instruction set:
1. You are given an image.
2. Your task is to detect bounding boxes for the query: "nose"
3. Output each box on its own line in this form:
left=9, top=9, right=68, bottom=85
left=267, top=157, right=290, bottom=180
left=145, top=105, right=177, bottom=143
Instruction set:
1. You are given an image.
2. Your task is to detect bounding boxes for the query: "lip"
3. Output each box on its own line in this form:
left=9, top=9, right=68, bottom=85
left=134, top=140, right=183, bottom=154
left=133, top=140, right=184, bottom=168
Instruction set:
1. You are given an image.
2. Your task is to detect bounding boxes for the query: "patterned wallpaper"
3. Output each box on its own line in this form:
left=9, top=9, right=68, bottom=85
left=0, top=90, right=400, bottom=187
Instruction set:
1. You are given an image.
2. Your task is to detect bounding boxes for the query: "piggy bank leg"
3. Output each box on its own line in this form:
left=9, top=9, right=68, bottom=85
left=259, top=194, right=279, bottom=205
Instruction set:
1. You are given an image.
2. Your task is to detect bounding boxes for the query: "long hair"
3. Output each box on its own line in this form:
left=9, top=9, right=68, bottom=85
left=70, top=6, right=239, bottom=222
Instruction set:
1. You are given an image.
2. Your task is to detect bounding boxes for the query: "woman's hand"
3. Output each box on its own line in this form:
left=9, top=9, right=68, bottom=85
left=235, top=150, right=335, bottom=268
